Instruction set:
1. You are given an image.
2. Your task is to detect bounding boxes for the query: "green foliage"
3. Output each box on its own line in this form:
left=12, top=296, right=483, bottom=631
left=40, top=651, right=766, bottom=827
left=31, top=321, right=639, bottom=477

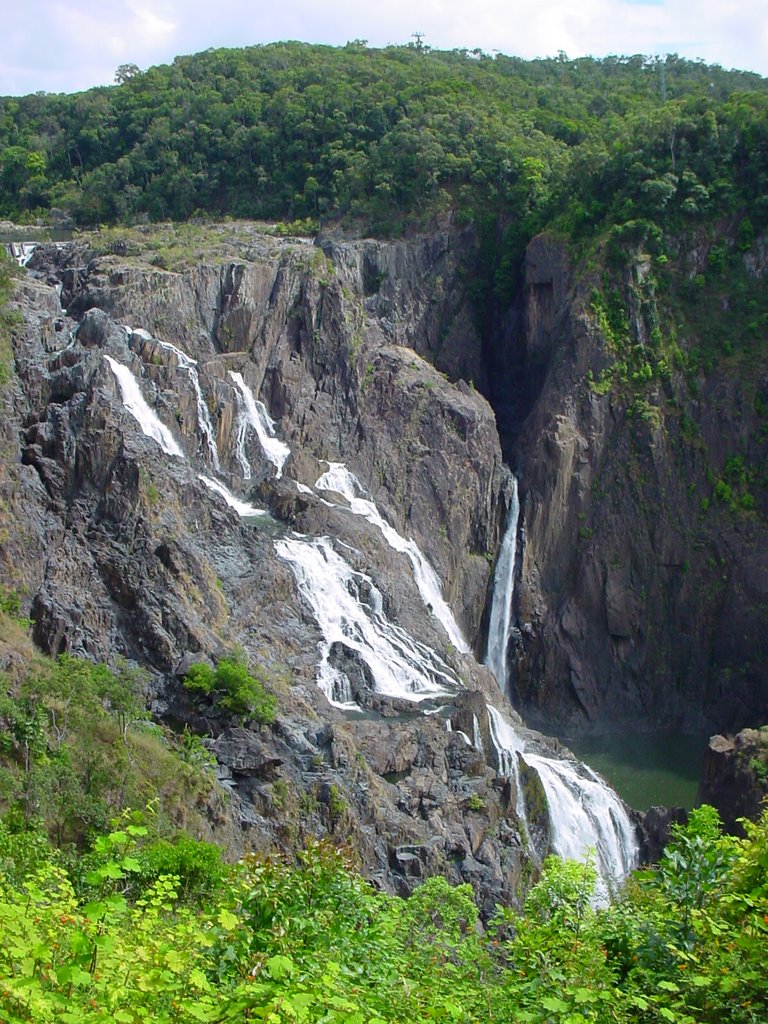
left=183, top=657, right=277, bottom=723
left=0, top=250, right=22, bottom=387
left=466, top=792, right=485, bottom=811
left=705, top=454, right=759, bottom=514
left=0, top=645, right=222, bottom=850
left=2, top=45, right=766, bottom=239
left=0, top=806, right=767, bottom=1023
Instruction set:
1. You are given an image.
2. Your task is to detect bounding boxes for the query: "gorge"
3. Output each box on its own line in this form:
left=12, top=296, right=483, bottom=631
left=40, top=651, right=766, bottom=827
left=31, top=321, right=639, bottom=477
left=4, top=207, right=767, bottom=910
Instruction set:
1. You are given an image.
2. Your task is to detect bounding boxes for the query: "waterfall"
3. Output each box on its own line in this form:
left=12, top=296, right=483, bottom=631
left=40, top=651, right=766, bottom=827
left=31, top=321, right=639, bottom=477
left=7, top=241, right=37, bottom=266
left=485, top=477, right=520, bottom=689
left=154, top=338, right=221, bottom=471
left=104, top=356, right=184, bottom=458
left=107, top=353, right=265, bottom=520
left=486, top=705, right=529, bottom=826
left=524, top=753, right=638, bottom=901
left=315, top=462, right=470, bottom=654
left=199, top=475, right=266, bottom=518
left=122, top=328, right=220, bottom=469
left=471, top=713, right=485, bottom=754
left=274, top=534, right=458, bottom=707
left=486, top=705, right=637, bottom=896
left=229, top=372, right=291, bottom=478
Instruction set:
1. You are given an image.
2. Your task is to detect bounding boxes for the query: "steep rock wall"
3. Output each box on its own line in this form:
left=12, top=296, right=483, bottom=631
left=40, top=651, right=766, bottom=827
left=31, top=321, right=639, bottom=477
left=43, top=231, right=503, bottom=644
left=2, top=229, right=548, bottom=912
left=502, top=233, right=768, bottom=735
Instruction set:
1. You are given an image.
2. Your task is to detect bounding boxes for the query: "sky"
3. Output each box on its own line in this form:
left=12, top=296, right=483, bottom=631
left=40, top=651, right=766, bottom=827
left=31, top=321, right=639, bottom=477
left=3, top=0, right=767, bottom=96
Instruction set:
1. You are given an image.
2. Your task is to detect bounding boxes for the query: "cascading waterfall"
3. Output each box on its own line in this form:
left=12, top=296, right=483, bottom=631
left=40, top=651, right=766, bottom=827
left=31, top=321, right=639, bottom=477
left=106, top=354, right=264, bottom=520
left=155, top=337, right=221, bottom=471
left=315, top=462, right=470, bottom=654
left=486, top=705, right=529, bottom=827
left=479, top=475, right=639, bottom=892
left=199, top=475, right=266, bottom=517
left=7, top=241, right=37, bottom=266
left=274, top=534, right=459, bottom=707
left=484, top=477, right=520, bottom=689
left=471, top=714, right=485, bottom=755
left=122, top=328, right=221, bottom=469
left=106, top=331, right=637, bottom=897
left=524, top=753, right=638, bottom=900
left=105, top=356, right=184, bottom=458
left=229, top=371, right=291, bottom=479
left=486, top=705, right=638, bottom=896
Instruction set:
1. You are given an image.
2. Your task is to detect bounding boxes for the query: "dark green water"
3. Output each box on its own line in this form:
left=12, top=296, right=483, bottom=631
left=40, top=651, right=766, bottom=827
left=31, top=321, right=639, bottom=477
left=1, top=230, right=73, bottom=242
left=559, top=731, right=708, bottom=811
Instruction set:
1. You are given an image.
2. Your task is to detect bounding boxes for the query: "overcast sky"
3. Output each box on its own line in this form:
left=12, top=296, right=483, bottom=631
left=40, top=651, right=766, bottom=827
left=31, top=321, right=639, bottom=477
left=3, top=0, right=767, bottom=97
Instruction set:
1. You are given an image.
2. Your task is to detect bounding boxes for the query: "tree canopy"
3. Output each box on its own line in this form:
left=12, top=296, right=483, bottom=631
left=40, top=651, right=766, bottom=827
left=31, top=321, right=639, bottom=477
left=1, top=42, right=766, bottom=240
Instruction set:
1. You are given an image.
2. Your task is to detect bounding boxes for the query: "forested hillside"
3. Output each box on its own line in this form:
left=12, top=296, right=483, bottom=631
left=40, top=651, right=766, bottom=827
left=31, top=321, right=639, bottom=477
left=2, top=42, right=767, bottom=248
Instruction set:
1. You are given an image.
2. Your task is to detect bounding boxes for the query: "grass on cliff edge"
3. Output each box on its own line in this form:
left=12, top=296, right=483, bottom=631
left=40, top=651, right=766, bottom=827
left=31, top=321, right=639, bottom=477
left=78, top=218, right=319, bottom=272
left=0, top=249, right=22, bottom=387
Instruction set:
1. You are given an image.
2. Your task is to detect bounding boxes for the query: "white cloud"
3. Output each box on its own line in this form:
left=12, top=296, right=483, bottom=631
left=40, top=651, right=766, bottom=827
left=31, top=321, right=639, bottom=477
left=0, top=0, right=765, bottom=96
left=126, top=0, right=176, bottom=49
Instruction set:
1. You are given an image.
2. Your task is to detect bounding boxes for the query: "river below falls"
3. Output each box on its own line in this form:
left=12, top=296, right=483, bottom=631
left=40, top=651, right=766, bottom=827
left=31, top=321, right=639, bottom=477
left=555, top=730, right=708, bottom=811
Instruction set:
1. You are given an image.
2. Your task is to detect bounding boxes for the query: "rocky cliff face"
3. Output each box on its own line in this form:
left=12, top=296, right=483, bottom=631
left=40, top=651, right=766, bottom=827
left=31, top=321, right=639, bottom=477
left=6, top=216, right=767, bottom=879
left=698, top=729, right=768, bottom=833
left=5, top=226, right=611, bottom=914
left=496, top=232, right=768, bottom=737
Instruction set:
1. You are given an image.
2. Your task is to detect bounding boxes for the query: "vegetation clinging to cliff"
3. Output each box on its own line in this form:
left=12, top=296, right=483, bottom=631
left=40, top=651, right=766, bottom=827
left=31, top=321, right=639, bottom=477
left=0, top=606, right=224, bottom=849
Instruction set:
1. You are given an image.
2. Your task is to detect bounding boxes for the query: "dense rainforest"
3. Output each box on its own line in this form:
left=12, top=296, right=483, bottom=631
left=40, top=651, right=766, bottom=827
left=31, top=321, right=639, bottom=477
left=2, top=41, right=768, bottom=249
left=2, top=40, right=768, bottom=1024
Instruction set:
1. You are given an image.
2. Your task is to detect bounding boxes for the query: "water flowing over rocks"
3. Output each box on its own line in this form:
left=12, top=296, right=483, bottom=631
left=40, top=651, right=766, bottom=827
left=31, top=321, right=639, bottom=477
left=2, top=226, right=646, bottom=911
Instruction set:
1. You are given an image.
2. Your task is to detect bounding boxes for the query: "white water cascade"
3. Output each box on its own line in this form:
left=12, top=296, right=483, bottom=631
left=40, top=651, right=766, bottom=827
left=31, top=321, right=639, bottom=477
left=121, top=328, right=221, bottom=470
left=229, top=372, right=291, bottom=479
left=476, top=467, right=639, bottom=892
left=274, top=534, right=459, bottom=707
left=485, top=704, right=638, bottom=897
left=484, top=477, right=520, bottom=689
left=525, top=753, right=639, bottom=899
left=8, top=241, right=37, bottom=266
left=155, top=338, right=220, bottom=471
left=105, top=318, right=638, bottom=895
left=107, top=352, right=269, bottom=521
left=104, top=356, right=184, bottom=458
left=315, top=463, right=470, bottom=654
left=199, top=475, right=266, bottom=517
left=486, top=705, right=529, bottom=826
